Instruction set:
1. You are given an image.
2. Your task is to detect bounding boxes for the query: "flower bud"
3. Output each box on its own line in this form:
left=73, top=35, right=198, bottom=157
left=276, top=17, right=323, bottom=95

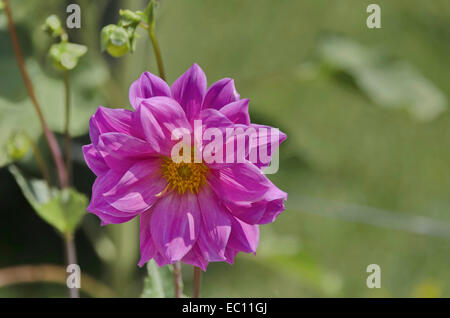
left=6, top=132, right=30, bottom=161
left=101, top=24, right=130, bottom=58
left=119, top=9, right=142, bottom=27
left=48, top=42, right=87, bottom=71
left=42, top=15, right=64, bottom=38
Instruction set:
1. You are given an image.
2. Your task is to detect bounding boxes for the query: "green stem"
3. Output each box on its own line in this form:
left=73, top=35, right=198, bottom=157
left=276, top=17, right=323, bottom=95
left=139, top=22, right=166, bottom=80
left=173, top=262, right=183, bottom=298
left=63, top=71, right=72, bottom=185
left=149, top=29, right=165, bottom=81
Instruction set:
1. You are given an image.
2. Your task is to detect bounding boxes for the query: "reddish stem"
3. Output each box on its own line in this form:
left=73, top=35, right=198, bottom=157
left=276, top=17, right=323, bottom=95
left=4, top=0, right=68, bottom=188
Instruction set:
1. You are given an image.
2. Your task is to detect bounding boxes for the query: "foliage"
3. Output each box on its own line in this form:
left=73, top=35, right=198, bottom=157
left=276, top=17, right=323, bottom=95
left=9, top=165, right=87, bottom=235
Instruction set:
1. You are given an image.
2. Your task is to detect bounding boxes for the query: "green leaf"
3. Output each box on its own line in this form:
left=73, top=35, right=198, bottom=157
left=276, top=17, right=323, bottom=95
left=9, top=165, right=87, bottom=235
left=141, top=261, right=174, bottom=298
left=316, top=35, right=447, bottom=121
left=0, top=57, right=108, bottom=167
left=142, top=0, right=156, bottom=30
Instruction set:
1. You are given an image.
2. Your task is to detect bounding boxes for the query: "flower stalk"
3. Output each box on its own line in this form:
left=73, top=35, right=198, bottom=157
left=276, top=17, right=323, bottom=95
left=64, top=234, right=79, bottom=298
left=193, top=266, right=202, bottom=298
left=4, top=0, right=68, bottom=189
left=63, top=71, right=72, bottom=184
left=141, top=22, right=165, bottom=81
left=173, top=262, right=183, bottom=298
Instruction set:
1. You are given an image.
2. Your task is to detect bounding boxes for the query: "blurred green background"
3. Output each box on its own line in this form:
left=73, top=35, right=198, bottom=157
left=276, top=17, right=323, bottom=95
left=1, top=0, right=450, bottom=297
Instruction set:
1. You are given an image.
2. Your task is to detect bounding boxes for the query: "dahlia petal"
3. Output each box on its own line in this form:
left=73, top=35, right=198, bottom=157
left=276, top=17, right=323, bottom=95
left=134, top=97, right=191, bottom=155
left=181, top=244, right=208, bottom=271
left=138, top=210, right=157, bottom=267
left=196, top=187, right=231, bottom=261
left=87, top=170, right=141, bottom=224
left=224, top=246, right=239, bottom=265
left=92, top=107, right=133, bottom=139
left=82, top=144, right=108, bottom=176
left=227, top=217, right=260, bottom=253
left=150, top=191, right=201, bottom=262
left=89, top=116, right=101, bottom=146
left=203, top=78, right=240, bottom=110
left=129, top=71, right=171, bottom=109
left=259, top=198, right=286, bottom=224
left=171, top=63, right=207, bottom=122
left=207, top=162, right=271, bottom=202
left=199, top=108, right=234, bottom=130
left=225, top=201, right=266, bottom=225
left=98, top=132, right=155, bottom=171
left=103, top=159, right=166, bottom=213
left=248, top=124, right=287, bottom=169
left=219, top=99, right=250, bottom=125
left=226, top=181, right=287, bottom=225
left=153, top=251, right=171, bottom=268
left=91, top=210, right=136, bottom=226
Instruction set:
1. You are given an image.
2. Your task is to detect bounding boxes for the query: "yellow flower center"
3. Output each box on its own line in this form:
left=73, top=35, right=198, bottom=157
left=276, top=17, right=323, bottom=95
left=160, top=157, right=208, bottom=194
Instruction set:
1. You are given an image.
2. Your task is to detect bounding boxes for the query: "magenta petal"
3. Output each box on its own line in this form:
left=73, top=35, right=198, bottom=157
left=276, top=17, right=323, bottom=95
left=259, top=199, right=286, bottom=224
left=196, top=187, right=231, bottom=261
left=90, top=107, right=134, bottom=145
left=129, top=72, right=171, bottom=109
left=103, top=159, right=166, bottom=213
left=208, top=162, right=271, bottom=203
left=219, top=99, right=250, bottom=125
left=227, top=217, right=260, bottom=253
left=87, top=170, right=140, bottom=224
left=134, top=97, right=191, bottom=156
left=98, top=132, right=155, bottom=171
left=225, top=201, right=266, bottom=225
left=138, top=210, right=157, bottom=267
left=150, top=191, right=200, bottom=262
left=224, top=246, right=239, bottom=265
left=226, top=181, right=287, bottom=225
left=181, top=244, right=208, bottom=271
left=248, top=124, right=287, bottom=169
left=89, top=116, right=101, bottom=146
left=203, top=78, right=240, bottom=110
left=82, top=144, right=108, bottom=176
left=92, top=210, right=136, bottom=226
left=171, top=63, right=207, bottom=122
left=199, top=108, right=234, bottom=130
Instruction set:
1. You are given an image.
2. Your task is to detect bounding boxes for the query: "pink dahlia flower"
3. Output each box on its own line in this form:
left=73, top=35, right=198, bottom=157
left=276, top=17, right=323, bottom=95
left=83, top=64, right=287, bottom=270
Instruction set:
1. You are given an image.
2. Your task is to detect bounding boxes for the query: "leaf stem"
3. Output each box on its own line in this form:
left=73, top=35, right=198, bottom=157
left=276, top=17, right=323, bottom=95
left=193, top=266, right=202, bottom=298
left=63, top=71, right=72, bottom=185
left=4, top=0, right=68, bottom=189
left=173, top=262, right=183, bottom=298
left=64, top=234, right=79, bottom=298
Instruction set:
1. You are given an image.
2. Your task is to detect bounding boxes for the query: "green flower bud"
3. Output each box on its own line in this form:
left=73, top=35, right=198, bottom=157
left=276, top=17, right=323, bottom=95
left=0, top=1, right=5, bottom=11
left=48, top=42, right=87, bottom=71
left=101, top=24, right=130, bottom=58
left=43, top=15, right=64, bottom=38
left=119, top=9, right=142, bottom=27
left=6, top=132, right=30, bottom=161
